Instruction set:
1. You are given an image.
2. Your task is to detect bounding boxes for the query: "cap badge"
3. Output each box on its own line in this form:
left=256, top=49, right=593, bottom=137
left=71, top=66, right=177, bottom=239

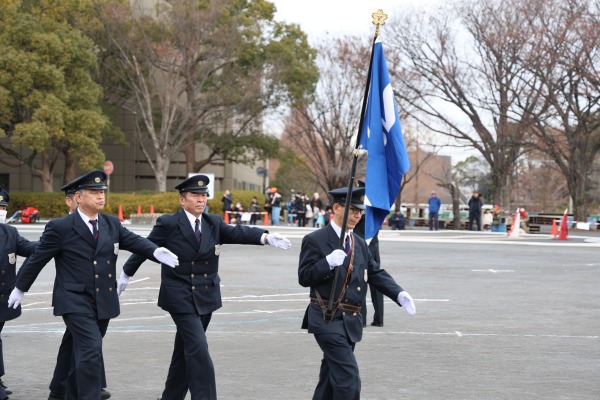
left=198, top=181, right=204, bottom=187
left=360, top=195, right=365, bottom=201
left=0, top=196, right=3, bottom=201
left=95, top=177, right=101, bottom=183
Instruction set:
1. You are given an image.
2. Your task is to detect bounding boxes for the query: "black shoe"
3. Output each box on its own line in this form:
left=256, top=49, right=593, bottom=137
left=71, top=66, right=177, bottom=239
left=101, top=388, right=111, bottom=399
left=0, top=380, right=11, bottom=396
left=371, top=321, right=383, bottom=327
left=48, top=391, right=63, bottom=400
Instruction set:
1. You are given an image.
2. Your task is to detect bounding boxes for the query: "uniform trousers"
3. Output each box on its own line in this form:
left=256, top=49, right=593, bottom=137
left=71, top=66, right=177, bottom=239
left=0, top=321, right=5, bottom=377
left=49, top=328, right=108, bottom=395
left=0, top=322, right=7, bottom=400
left=368, top=285, right=384, bottom=325
left=62, top=314, right=109, bottom=400
left=161, top=313, right=215, bottom=400
left=313, top=332, right=360, bottom=400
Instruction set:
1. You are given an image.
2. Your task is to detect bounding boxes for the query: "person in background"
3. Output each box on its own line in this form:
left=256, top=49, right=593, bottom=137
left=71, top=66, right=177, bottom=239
left=221, top=190, right=233, bottom=219
left=295, top=193, right=307, bottom=227
left=388, top=208, right=405, bottom=230
left=263, top=187, right=273, bottom=219
left=0, top=187, right=37, bottom=400
left=468, top=190, right=483, bottom=231
left=428, top=191, right=441, bottom=231
left=249, top=196, right=261, bottom=225
left=270, top=187, right=282, bottom=226
left=310, top=192, right=323, bottom=227
left=482, top=209, right=493, bottom=231
left=519, top=207, right=529, bottom=232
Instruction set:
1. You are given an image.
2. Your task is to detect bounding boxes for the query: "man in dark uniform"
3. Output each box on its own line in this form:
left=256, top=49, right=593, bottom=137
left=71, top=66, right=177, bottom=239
left=0, top=187, right=37, bottom=400
left=47, top=180, right=111, bottom=399
left=119, top=174, right=292, bottom=400
left=8, top=170, right=179, bottom=400
left=298, top=186, right=416, bottom=400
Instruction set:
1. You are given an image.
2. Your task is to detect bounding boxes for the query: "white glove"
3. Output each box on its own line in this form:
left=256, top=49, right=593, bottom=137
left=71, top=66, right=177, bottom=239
left=266, top=233, right=292, bottom=250
left=397, top=291, right=416, bottom=315
left=117, top=271, right=130, bottom=296
left=326, top=249, right=347, bottom=269
left=8, top=287, right=24, bottom=309
left=153, top=247, right=179, bottom=268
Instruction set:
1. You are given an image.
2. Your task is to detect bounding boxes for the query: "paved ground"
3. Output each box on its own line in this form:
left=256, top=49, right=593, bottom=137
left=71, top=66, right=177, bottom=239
left=3, top=224, right=599, bottom=399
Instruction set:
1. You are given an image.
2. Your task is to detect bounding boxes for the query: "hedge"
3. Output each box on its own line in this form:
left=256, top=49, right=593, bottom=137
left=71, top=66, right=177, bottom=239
left=6, top=190, right=266, bottom=219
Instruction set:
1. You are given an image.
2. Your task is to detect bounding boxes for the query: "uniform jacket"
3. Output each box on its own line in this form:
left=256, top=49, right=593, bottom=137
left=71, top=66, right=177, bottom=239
left=298, top=224, right=403, bottom=343
left=0, top=224, right=36, bottom=322
left=123, top=209, right=266, bottom=316
left=15, top=212, right=157, bottom=320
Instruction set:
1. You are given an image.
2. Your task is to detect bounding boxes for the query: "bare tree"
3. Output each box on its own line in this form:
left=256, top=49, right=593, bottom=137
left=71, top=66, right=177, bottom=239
left=281, top=36, right=370, bottom=195
left=526, top=0, right=600, bottom=220
left=388, top=0, right=549, bottom=209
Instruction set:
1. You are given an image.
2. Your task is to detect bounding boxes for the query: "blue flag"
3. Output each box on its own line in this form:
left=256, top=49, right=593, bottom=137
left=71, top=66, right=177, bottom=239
left=359, top=38, right=410, bottom=240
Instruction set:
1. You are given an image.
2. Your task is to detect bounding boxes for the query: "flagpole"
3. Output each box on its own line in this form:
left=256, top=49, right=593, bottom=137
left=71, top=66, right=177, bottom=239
left=325, top=10, right=388, bottom=323
left=338, top=9, right=388, bottom=248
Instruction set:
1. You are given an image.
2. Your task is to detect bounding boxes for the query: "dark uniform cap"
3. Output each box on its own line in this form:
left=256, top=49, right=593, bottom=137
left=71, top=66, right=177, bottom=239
left=174, top=175, right=210, bottom=194
left=71, top=170, right=108, bottom=191
left=60, top=177, right=79, bottom=195
left=0, top=187, right=9, bottom=206
left=328, top=186, right=366, bottom=210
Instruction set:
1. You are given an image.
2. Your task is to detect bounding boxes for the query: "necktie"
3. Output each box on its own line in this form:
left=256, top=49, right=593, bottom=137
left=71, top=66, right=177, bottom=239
left=194, top=218, right=202, bottom=242
left=89, top=219, right=98, bottom=240
left=344, top=234, right=351, bottom=255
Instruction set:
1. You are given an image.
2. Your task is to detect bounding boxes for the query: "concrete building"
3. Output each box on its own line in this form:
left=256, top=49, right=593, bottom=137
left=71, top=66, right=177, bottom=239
left=0, top=108, right=266, bottom=195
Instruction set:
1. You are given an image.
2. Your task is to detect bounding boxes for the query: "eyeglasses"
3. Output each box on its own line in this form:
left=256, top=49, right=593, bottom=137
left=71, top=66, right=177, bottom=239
left=339, top=205, right=364, bottom=216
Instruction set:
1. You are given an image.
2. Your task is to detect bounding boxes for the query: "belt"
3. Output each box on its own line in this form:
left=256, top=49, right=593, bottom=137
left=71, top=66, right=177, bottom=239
left=310, top=298, right=361, bottom=314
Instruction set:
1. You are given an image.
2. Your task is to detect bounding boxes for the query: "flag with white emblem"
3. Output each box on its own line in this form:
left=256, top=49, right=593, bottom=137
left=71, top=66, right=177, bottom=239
left=359, top=37, right=410, bottom=240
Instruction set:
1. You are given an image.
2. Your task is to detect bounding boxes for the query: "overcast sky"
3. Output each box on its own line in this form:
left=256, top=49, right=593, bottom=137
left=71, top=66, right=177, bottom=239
left=271, top=0, right=441, bottom=43
left=268, top=0, right=474, bottom=162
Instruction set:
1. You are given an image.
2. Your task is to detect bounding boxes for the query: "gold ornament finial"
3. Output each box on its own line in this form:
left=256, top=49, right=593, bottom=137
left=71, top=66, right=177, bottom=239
left=372, top=9, right=388, bottom=36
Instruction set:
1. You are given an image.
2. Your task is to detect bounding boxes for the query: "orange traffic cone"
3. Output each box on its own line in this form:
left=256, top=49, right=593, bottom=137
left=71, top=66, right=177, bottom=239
left=137, top=205, right=142, bottom=214
left=224, top=211, right=230, bottom=224
left=551, top=218, right=558, bottom=236
left=118, top=204, right=124, bottom=222
left=556, top=209, right=569, bottom=240
left=150, top=204, right=155, bottom=214
left=263, top=211, right=269, bottom=226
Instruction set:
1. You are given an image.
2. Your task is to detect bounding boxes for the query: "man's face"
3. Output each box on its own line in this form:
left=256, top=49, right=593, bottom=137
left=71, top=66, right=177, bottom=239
left=332, top=203, right=364, bottom=230
left=65, top=195, right=77, bottom=213
left=180, top=192, right=207, bottom=217
left=0, top=205, right=6, bottom=211
left=473, top=192, right=479, bottom=198
left=76, top=189, right=105, bottom=214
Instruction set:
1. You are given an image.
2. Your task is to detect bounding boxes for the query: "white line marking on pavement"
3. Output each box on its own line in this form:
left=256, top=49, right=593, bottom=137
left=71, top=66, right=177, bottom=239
left=21, top=302, right=48, bottom=307
left=472, top=269, right=514, bottom=273
left=129, top=277, right=150, bottom=284
left=222, top=293, right=306, bottom=299
left=121, top=301, right=157, bottom=306
left=217, top=309, right=306, bottom=315
left=22, top=307, right=53, bottom=311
